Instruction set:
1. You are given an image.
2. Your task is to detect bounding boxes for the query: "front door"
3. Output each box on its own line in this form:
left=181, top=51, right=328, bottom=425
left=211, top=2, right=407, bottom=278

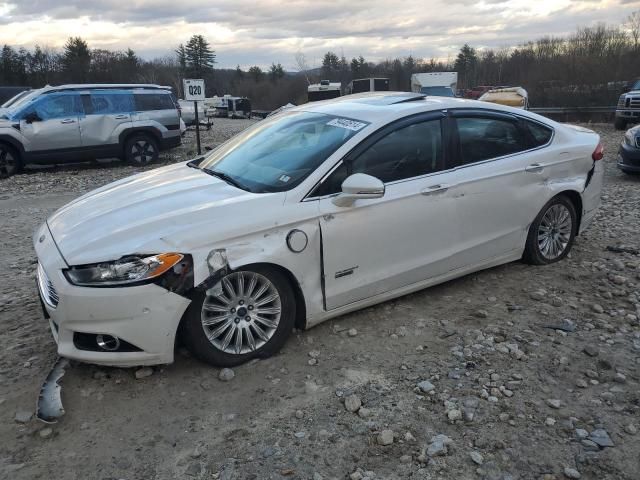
left=313, top=113, right=461, bottom=310
left=19, top=93, right=82, bottom=153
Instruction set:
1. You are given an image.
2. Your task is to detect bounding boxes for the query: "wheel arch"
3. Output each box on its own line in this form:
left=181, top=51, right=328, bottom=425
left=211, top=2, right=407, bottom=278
left=0, top=135, right=25, bottom=155
left=556, top=189, right=583, bottom=234
left=119, top=127, right=162, bottom=153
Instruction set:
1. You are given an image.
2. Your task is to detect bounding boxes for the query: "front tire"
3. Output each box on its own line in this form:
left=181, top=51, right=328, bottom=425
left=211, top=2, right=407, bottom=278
left=0, top=144, right=22, bottom=179
left=614, top=117, right=627, bottom=131
left=124, top=134, right=159, bottom=166
left=181, top=266, right=296, bottom=367
left=523, top=195, right=577, bottom=265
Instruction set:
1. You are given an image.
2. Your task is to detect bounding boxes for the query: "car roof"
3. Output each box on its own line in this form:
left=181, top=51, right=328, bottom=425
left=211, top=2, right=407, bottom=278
left=40, top=84, right=172, bottom=93
left=293, top=91, right=554, bottom=126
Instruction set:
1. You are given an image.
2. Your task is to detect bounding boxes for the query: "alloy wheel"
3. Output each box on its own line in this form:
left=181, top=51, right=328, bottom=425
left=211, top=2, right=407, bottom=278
left=131, top=140, right=155, bottom=164
left=201, top=271, right=282, bottom=355
left=0, top=148, right=17, bottom=178
left=537, top=203, right=572, bottom=260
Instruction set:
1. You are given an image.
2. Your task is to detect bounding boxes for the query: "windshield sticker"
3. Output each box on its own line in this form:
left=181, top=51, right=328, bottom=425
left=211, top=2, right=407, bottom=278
left=327, top=118, right=368, bottom=132
left=278, top=174, right=291, bottom=183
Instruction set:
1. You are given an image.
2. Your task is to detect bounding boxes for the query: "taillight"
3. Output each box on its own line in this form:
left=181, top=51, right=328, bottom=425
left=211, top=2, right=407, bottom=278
left=592, top=142, right=604, bottom=161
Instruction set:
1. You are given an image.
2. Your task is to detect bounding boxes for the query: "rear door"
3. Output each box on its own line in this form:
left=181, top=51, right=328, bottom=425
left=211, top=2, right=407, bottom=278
left=446, top=110, right=552, bottom=265
left=131, top=91, right=180, bottom=135
left=19, top=93, right=83, bottom=153
left=79, top=90, right=133, bottom=150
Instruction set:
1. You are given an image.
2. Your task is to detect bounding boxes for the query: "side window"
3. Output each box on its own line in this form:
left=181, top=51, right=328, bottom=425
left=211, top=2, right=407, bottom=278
left=525, top=120, right=553, bottom=147
left=90, top=93, right=133, bottom=114
left=134, top=93, right=175, bottom=111
left=456, top=116, right=528, bottom=164
left=31, top=94, right=82, bottom=120
left=351, top=119, right=443, bottom=183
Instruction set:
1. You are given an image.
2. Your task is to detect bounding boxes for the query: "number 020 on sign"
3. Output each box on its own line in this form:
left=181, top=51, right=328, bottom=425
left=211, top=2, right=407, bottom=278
left=184, top=79, right=205, bottom=101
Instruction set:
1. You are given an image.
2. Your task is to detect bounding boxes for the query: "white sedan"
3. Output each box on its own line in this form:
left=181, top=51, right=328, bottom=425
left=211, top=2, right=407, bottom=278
left=34, top=92, right=604, bottom=367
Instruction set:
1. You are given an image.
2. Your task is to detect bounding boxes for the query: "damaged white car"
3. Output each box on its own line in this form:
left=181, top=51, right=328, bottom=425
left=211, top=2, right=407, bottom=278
left=34, top=92, right=604, bottom=367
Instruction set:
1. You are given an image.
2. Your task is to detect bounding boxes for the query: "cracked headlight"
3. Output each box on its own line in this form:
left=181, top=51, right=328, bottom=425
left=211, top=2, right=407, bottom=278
left=64, top=253, right=184, bottom=287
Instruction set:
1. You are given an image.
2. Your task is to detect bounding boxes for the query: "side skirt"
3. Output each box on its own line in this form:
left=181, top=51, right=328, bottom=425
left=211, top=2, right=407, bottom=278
left=305, top=249, right=522, bottom=329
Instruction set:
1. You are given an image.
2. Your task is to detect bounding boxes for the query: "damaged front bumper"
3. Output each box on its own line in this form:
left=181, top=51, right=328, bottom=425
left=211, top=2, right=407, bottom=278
left=34, top=223, right=192, bottom=367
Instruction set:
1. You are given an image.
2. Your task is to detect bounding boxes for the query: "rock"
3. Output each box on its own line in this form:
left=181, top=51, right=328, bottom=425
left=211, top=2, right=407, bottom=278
left=92, top=370, right=107, bottom=380
left=582, top=345, right=599, bottom=357
left=625, top=424, right=637, bottom=435
left=474, top=309, right=489, bottom=318
left=135, top=367, right=154, bottom=379
left=313, top=473, right=323, bottom=480
left=545, top=417, right=556, bottom=426
left=564, top=467, right=581, bottom=479
left=543, top=318, right=576, bottom=332
left=38, top=427, right=53, bottom=439
left=580, top=439, right=600, bottom=451
left=614, top=372, right=626, bottom=383
left=470, top=451, right=484, bottom=465
left=575, top=429, right=589, bottom=439
left=447, top=409, right=462, bottom=422
left=591, top=304, right=604, bottom=314
left=530, top=290, right=546, bottom=301
left=295, top=410, right=304, bottom=419
left=588, top=429, right=614, bottom=448
left=417, top=380, right=435, bottom=393
left=575, top=379, right=588, bottom=388
left=344, top=394, right=362, bottom=413
left=358, top=407, right=371, bottom=418
left=377, top=429, right=394, bottom=446
left=404, top=431, right=416, bottom=442
left=14, top=411, right=32, bottom=423
left=308, top=350, right=320, bottom=358
left=399, top=454, right=412, bottom=464
left=185, top=461, right=201, bottom=477
left=218, top=368, right=235, bottom=382
left=347, top=328, right=358, bottom=337
left=546, top=399, right=562, bottom=409
left=308, top=358, right=318, bottom=366
left=427, top=434, right=452, bottom=456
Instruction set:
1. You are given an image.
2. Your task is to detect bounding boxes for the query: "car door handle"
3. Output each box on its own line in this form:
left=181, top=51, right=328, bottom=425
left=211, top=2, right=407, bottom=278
left=114, top=114, right=129, bottom=119
left=60, top=118, right=76, bottom=124
left=525, top=163, right=544, bottom=173
left=421, top=184, right=450, bottom=195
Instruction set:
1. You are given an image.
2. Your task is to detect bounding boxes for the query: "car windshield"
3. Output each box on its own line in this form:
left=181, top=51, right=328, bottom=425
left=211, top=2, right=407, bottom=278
left=420, top=86, right=454, bottom=97
left=197, top=111, right=368, bottom=193
left=4, top=90, right=43, bottom=119
left=632, top=79, right=640, bottom=91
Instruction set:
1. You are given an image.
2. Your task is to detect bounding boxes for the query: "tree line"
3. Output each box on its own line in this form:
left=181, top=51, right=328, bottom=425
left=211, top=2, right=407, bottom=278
left=0, top=12, right=638, bottom=109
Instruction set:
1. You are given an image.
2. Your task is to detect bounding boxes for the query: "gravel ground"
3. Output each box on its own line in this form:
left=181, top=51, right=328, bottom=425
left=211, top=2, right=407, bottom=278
left=1, top=119, right=639, bottom=480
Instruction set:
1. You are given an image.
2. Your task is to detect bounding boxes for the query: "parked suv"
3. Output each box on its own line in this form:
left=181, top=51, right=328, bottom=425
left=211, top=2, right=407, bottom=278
left=0, top=84, right=181, bottom=178
left=614, top=78, right=640, bottom=130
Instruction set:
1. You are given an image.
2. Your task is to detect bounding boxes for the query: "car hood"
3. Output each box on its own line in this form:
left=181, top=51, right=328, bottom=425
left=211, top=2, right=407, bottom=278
left=47, top=162, right=285, bottom=265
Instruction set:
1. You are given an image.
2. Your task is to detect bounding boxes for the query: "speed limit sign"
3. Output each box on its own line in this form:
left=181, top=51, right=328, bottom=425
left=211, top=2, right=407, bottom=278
left=183, top=79, right=205, bottom=101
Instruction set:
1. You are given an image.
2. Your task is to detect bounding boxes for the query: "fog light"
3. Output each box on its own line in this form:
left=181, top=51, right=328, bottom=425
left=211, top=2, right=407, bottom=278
left=96, top=334, right=121, bottom=352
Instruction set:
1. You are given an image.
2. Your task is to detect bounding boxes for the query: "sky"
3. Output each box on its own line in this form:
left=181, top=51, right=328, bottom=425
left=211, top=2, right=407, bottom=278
left=0, top=0, right=639, bottom=70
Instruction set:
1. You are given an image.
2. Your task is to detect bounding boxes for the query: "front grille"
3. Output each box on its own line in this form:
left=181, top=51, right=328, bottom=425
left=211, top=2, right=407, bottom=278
left=37, top=263, right=59, bottom=308
left=630, top=96, right=640, bottom=108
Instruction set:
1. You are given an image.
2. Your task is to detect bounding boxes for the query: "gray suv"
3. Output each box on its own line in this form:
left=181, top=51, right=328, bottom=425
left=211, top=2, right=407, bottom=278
left=0, top=84, right=182, bottom=178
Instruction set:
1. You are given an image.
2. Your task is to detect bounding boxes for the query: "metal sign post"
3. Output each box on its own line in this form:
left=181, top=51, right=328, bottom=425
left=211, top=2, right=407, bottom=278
left=183, top=79, right=205, bottom=155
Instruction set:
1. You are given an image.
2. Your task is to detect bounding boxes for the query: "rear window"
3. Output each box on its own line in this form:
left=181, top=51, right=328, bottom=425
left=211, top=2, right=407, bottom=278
left=90, top=92, right=133, bottom=114
left=525, top=120, right=553, bottom=147
left=134, top=93, right=175, bottom=111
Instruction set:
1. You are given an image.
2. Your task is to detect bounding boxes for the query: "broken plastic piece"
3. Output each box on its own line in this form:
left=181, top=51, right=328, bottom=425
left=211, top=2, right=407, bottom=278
left=36, top=357, right=69, bottom=423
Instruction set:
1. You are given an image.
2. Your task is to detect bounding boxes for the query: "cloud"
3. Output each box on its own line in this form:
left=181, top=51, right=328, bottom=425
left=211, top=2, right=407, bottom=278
left=0, top=0, right=637, bottom=68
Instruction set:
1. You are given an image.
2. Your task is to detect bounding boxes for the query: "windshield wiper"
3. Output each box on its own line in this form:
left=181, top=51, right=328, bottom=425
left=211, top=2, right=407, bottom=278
left=202, top=168, right=248, bottom=191
left=187, top=157, right=206, bottom=168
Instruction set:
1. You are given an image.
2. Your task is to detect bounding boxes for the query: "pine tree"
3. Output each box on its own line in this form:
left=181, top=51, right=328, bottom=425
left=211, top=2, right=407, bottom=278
left=184, top=35, right=215, bottom=77
left=62, top=37, right=91, bottom=82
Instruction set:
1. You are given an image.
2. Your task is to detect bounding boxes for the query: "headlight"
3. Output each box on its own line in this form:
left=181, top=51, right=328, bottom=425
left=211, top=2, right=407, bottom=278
left=625, top=130, right=635, bottom=146
left=64, top=253, right=184, bottom=287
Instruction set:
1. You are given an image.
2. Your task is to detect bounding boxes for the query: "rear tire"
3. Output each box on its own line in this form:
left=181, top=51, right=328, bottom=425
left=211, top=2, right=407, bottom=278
left=523, top=195, right=577, bottom=265
left=124, top=133, right=159, bottom=166
left=180, top=266, right=296, bottom=367
left=0, top=143, right=22, bottom=179
left=614, top=117, right=627, bottom=131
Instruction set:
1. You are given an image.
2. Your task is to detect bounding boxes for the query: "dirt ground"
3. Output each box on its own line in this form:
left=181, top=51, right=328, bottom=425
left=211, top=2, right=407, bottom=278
left=0, top=119, right=639, bottom=480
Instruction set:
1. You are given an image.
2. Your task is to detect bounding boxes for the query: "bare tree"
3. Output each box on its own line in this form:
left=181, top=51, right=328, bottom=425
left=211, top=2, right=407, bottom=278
left=627, top=11, right=640, bottom=49
left=294, top=51, right=310, bottom=85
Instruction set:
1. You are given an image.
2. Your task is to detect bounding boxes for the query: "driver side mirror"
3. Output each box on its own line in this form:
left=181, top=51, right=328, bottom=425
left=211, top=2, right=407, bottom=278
left=23, top=111, right=41, bottom=124
left=332, top=173, right=385, bottom=207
